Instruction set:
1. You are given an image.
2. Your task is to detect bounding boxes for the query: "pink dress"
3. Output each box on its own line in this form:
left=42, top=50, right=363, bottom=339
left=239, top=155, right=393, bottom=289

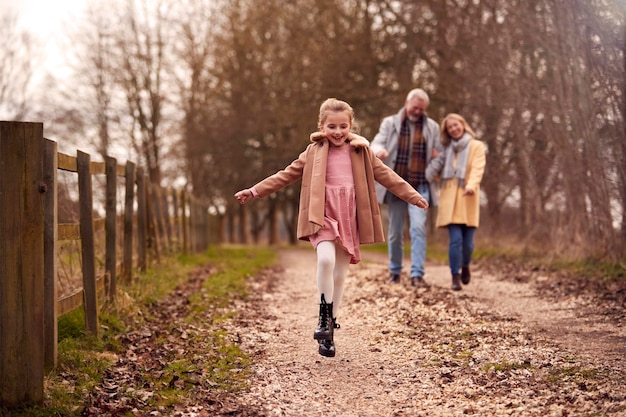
left=308, top=143, right=361, bottom=264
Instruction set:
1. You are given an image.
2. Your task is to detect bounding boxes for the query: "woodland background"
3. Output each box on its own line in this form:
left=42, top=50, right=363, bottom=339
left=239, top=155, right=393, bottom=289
left=2, top=0, right=625, bottom=261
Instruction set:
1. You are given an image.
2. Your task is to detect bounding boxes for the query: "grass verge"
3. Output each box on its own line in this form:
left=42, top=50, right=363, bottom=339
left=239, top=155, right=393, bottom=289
left=5, top=246, right=274, bottom=417
left=364, top=236, right=625, bottom=286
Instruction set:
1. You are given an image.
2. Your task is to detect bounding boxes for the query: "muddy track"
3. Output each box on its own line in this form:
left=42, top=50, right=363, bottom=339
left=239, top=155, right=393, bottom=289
left=229, top=248, right=626, bottom=416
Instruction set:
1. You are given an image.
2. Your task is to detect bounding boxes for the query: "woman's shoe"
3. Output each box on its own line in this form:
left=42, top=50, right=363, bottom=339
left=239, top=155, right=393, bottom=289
left=452, top=274, right=462, bottom=291
left=461, top=266, right=471, bottom=285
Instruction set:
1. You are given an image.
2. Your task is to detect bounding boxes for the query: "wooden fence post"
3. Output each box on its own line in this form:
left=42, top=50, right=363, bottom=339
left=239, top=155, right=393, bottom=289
left=43, top=139, right=58, bottom=370
left=172, top=190, right=180, bottom=252
left=136, top=168, right=147, bottom=272
left=152, top=186, right=165, bottom=252
left=105, top=156, right=117, bottom=300
left=189, top=199, right=197, bottom=252
left=123, top=162, right=135, bottom=282
left=0, top=121, right=45, bottom=407
left=162, top=188, right=173, bottom=251
left=181, top=190, right=189, bottom=254
left=77, top=151, right=98, bottom=336
left=147, top=183, right=161, bottom=263
left=190, top=199, right=209, bottom=253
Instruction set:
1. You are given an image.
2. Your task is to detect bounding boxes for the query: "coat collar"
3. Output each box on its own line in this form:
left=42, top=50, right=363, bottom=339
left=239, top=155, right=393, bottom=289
left=309, top=131, right=370, bottom=148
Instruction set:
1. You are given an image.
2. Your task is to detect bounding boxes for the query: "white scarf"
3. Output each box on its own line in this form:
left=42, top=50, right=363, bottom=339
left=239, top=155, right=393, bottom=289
left=442, top=132, right=472, bottom=188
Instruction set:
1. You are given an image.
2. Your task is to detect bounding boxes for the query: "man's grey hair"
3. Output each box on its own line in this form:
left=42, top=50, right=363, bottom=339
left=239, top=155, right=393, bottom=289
left=406, top=88, right=430, bottom=105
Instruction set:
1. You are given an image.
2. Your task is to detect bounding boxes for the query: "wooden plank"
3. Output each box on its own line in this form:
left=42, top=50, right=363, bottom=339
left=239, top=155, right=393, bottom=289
left=58, top=224, right=80, bottom=240
left=93, top=217, right=105, bottom=233
left=90, top=160, right=105, bottom=175
left=116, top=164, right=126, bottom=177
left=57, top=275, right=106, bottom=316
left=77, top=150, right=98, bottom=336
left=0, top=121, right=45, bottom=406
left=96, top=273, right=106, bottom=292
left=57, top=152, right=77, bottom=172
left=43, top=139, right=58, bottom=371
left=57, top=287, right=83, bottom=316
left=59, top=220, right=104, bottom=240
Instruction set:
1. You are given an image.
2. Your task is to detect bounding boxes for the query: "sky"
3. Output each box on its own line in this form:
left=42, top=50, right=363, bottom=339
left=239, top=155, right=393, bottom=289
left=1, top=0, right=87, bottom=77
left=2, top=0, right=85, bottom=34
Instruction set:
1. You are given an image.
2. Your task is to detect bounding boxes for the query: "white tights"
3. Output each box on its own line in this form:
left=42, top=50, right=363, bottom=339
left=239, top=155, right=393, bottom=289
left=315, top=240, right=351, bottom=318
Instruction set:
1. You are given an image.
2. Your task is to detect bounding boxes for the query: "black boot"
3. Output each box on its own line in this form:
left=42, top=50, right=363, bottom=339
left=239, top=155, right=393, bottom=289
left=318, top=318, right=340, bottom=357
left=452, top=274, right=462, bottom=291
left=313, top=295, right=334, bottom=340
left=461, top=266, right=471, bottom=285
left=318, top=339, right=335, bottom=357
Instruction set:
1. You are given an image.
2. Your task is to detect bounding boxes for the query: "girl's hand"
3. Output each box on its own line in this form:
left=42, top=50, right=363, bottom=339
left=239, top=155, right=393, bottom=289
left=235, top=189, right=254, bottom=204
left=416, top=196, right=429, bottom=210
left=376, top=149, right=389, bottom=160
left=463, top=188, right=475, bottom=196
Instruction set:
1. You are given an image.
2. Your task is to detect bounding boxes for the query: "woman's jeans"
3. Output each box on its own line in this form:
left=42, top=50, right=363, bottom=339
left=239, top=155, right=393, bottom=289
left=387, top=184, right=429, bottom=278
left=447, top=224, right=476, bottom=275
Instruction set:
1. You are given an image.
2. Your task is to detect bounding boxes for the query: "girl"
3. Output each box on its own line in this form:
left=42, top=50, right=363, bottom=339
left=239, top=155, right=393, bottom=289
left=235, top=98, right=429, bottom=358
left=426, top=113, right=486, bottom=291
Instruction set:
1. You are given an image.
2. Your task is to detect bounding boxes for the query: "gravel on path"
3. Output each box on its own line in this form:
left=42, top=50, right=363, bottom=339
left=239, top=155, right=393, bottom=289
left=230, top=248, right=626, bottom=417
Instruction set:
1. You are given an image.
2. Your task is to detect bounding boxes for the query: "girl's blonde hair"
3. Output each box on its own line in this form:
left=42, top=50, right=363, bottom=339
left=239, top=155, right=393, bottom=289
left=318, top=98, right=355, bottom=128
left=440, top=113, right=477, bottom=146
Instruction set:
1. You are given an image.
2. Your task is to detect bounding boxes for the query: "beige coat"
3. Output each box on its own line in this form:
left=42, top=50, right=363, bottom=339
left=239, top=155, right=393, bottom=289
left=253, top=133, right=425, bottom=244
left=431, top=139, right=486, bottom=228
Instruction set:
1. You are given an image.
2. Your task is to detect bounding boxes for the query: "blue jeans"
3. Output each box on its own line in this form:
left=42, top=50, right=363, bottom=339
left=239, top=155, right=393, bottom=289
left=447, top=224, right=476, bottom=275
left=386, top=184, right=429, bottom=277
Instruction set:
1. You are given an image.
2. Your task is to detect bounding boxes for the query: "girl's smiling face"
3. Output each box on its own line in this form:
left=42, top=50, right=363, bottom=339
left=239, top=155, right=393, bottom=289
left=320, top=110, right=352, bottom=147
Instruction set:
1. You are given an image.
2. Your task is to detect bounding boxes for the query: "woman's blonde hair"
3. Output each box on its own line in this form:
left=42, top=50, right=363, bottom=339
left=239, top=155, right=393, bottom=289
left=440, top=113, right=477, bottom=146
left=318, top=98, right=355, bottom=128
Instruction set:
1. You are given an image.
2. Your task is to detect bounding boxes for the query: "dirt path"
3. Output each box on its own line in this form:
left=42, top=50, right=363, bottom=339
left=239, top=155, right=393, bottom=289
left=232, top=248, right=626, bottom=416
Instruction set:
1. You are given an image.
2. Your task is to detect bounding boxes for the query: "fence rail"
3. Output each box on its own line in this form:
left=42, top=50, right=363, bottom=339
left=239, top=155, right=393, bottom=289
left=0, top=121, right=211, bottom=408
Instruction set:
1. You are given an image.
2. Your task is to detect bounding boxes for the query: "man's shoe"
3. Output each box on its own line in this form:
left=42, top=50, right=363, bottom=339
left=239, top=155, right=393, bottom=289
left=411, top=276, right=428, bottom=288
left=461, top=266, right=471, bottom=285
left=388, top=273, right=400, bottom=283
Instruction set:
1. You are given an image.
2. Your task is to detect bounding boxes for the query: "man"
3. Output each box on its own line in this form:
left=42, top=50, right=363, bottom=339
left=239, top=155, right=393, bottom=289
left=370, top=88, right=442, bottom=287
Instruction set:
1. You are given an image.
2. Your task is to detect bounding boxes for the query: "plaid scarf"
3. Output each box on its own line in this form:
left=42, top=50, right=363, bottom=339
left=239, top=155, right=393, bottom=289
left=394, top=112, right=427, bottom=188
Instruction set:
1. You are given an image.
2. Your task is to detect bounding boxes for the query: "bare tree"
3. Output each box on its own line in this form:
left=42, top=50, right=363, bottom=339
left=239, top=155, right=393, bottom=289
left=113, top=0, right=173, bottom=185
left=26, top=0, right=623, bottom=259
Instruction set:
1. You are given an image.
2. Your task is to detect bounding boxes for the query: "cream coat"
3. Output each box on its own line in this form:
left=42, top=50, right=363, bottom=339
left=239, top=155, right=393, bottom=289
left=426, top=139, right=486, bottom=228
left=253, top=133, right=425, bottom=244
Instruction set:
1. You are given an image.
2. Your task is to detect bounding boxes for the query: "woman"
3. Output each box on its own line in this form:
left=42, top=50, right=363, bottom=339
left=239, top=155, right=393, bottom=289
left=426, top=113, right=486, bottom=291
